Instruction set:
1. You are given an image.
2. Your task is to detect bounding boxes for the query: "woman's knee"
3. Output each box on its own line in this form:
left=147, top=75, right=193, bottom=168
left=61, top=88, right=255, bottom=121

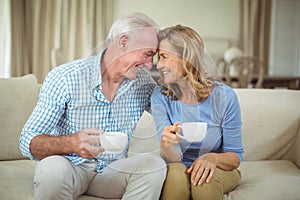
left=160, top=163, right=190, bottom=200
left=191, top=168, right=241, bottom=200
left=191, top=177, right=223, bottom=200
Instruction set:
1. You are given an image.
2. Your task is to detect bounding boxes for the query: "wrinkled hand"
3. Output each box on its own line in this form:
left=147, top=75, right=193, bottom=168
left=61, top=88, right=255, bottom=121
left=160, top=122, right=182, bottom=149
left=71, top=128, right=105, bottom=158
left=187, top=153, right=218, bottom=186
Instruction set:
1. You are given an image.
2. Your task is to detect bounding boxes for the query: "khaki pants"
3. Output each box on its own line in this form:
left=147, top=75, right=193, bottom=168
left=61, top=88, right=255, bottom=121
left=160, top=163, right=241, bottom=200
left=34, top=154, right=166, bottom=200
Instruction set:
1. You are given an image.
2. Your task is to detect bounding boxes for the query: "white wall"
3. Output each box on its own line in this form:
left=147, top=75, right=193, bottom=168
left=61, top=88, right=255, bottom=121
left=111, top=0, right=240, bottom=62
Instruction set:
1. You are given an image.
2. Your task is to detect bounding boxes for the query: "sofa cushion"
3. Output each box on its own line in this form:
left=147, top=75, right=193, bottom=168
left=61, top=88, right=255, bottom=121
left=2, top=160, right=299, bottom=200
left=0, top=159, right=122, bottom=200
left=0, top=160, right=37, bottom=199
left=0, top=74, right=39, bottom=160
left=234, top=89, right=300, bottom=161
left=225, top=160, right=300, bottom=200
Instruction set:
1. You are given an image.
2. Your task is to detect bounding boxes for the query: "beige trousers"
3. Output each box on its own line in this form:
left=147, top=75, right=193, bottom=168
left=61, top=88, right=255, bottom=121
left=160, top=163, right=241, bottom=200
left=34, top=154, right=166, bottom=200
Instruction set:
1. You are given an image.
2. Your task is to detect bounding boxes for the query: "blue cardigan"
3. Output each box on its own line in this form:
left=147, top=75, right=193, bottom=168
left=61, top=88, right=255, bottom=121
left=150, top=82, right=244, bottom=167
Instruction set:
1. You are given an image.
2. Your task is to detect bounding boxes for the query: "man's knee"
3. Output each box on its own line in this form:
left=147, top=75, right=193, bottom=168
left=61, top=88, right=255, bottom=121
left=34, top=156, right=74, bottom=198
left=130, top=153, right=167, bottom=175
left=136, top=154, right=167, bottom=183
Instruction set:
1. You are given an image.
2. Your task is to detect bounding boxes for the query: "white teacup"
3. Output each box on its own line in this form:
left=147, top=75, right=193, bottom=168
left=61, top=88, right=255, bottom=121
left=99, top=132, right=128, bottom=154
left=178, top=122, right=207, bottom=142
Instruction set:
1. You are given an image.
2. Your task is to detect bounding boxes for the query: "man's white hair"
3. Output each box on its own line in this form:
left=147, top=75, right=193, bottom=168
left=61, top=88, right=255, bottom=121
left=107, top=12, right=159, bottom=43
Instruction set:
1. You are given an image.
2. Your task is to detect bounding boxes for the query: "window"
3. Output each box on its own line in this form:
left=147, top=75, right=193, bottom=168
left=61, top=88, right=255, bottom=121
left=0, top=0, right=11, bottom=77
left=269, top=0, right=300, bottom=76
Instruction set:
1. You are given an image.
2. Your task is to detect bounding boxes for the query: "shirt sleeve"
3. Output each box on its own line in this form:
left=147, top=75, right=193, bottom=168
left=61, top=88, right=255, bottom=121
left=150, top=88, right=182, bottom=155
left=222, top=89, right=244, bottom=163
left=19, top=69, right=69, bottom=160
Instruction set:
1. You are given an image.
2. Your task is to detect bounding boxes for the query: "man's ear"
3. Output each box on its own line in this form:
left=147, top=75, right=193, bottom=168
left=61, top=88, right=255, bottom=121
left=119, top=35, right=129, bottom=48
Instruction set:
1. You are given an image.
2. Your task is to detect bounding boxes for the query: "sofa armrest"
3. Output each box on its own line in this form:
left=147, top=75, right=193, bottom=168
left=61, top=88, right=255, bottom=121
left=290, top=121, right=300, bottom=168
left=0, top=74, right=39, bottom=161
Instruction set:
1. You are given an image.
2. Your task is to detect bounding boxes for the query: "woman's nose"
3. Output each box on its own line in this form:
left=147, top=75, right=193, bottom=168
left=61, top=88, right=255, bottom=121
left=156, top=60, right=162, bottom=70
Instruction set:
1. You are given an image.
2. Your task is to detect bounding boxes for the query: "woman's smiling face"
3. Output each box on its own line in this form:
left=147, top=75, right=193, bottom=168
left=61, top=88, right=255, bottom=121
left=157, top=39, right=187, bottom=84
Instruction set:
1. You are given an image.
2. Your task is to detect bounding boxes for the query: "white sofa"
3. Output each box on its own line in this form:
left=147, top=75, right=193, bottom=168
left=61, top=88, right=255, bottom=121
left=0, top=74, right=300, bottom=200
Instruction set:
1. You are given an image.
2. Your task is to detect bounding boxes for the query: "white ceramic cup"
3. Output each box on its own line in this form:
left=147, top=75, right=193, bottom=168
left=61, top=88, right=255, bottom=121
left=99, top=132, right=128, bottom=154
left=178, top=122, right=207, bottom=142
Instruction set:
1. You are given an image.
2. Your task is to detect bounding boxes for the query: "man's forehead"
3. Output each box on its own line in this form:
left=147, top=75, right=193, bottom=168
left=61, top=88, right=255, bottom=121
left=133, top=37, right=158, bottom=50
left=129, top=47, right=157, bottom=54
left=133, top=27, right=157, bottom=40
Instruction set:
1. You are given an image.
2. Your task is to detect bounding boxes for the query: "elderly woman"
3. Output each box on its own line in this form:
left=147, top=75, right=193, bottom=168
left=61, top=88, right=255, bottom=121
left=151, top=25, right=244, bottom=200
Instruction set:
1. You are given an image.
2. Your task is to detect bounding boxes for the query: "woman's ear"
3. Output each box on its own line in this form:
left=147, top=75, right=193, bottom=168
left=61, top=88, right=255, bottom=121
left=119, top=35, right=129, bottom=48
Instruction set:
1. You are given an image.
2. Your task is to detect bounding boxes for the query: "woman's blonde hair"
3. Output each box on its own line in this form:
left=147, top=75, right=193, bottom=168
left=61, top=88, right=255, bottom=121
left=158, top=25, right=213, bottom=101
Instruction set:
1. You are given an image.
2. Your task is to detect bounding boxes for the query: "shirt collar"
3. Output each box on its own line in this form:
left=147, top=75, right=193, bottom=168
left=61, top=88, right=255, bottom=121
left=90, top=50, right=105, bottom=91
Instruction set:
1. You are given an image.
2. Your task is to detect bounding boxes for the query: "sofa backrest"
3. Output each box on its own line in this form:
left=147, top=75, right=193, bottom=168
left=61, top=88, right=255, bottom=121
left=1, top=74, right=299, bottom=164
left=129, top=89, right=300, bottom=163
left=234, top=88, right=300, bottom=162
left=0, top=74, right=39, bottom=161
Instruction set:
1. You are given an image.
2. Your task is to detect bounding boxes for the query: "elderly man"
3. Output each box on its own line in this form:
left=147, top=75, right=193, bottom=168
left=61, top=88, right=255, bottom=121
left=20, top=12, right=166, bottom=200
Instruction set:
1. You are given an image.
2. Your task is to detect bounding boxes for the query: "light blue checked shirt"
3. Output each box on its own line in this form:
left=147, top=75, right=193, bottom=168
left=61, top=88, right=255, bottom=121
left=19, top=53, right=156, bottom=172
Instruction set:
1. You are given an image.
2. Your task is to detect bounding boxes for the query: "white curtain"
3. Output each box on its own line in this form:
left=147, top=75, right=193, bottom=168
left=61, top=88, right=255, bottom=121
left=240, top=0, right=272, bottom=75
left=10, top=0, right=112, bottom=83
left=0, top=0, right=11, bottom=78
